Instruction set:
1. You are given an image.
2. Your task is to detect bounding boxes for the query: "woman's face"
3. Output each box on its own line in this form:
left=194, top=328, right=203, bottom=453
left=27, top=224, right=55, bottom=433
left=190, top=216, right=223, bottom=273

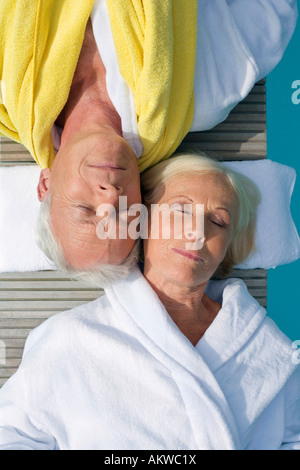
left=143, top=172, right=238, bottom=289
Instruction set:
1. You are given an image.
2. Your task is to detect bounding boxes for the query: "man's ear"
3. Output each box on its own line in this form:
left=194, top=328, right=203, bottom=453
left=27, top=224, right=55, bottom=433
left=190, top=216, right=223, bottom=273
left=37, top=169, right=51, bottom=202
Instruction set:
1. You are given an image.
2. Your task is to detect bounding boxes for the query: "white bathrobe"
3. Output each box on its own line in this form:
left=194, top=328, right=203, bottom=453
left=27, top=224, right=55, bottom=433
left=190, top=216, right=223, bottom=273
left=0, top=267, right=299, bottom=450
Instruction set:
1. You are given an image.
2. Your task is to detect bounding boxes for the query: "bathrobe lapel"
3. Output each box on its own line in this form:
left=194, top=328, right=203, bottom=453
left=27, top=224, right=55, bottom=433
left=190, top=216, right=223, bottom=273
left=105, top=267, right=241, bottom=450
left=197, top=279, right=298, bottom=430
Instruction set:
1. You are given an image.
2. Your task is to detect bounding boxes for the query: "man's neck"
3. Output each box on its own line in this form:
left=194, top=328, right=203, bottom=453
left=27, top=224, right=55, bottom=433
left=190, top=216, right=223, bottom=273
left=56, top=19, right=122, bottom=148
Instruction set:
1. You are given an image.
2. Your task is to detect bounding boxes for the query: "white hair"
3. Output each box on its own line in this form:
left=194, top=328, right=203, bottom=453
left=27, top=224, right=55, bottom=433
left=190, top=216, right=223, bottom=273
left=35, top=195, right=140, bottom=288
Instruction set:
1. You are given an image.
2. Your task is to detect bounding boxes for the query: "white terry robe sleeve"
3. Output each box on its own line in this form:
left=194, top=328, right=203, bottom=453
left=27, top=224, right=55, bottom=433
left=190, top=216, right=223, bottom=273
left=280, top=367, right=300, bottom=450
left=0, top=322, right=59, bottom=450
left=0, top=399, right=57, bottom=450
left=191, top=0, right=298, bottom=131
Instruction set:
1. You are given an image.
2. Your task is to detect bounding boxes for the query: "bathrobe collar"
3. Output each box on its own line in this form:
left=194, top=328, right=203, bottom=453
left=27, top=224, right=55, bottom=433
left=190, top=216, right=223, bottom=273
left=106, top=268, right=265, bottom=365
left=198, top=278, right=267, bottom=370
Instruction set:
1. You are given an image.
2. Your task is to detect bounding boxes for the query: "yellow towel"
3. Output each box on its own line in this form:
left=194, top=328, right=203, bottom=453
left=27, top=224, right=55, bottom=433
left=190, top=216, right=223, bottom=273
left=106, top=0, right=198, bottom=172
left=0, top=0, right=197, bottom=172
left=0, top=0, right=94, bottom=169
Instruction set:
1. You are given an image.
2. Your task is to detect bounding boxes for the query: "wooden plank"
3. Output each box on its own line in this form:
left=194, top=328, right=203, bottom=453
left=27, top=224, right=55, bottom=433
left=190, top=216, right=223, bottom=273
left=0, top=337, right=27, bottom=346
left=0, top=378, right=13, bottom=386
left=0, top=280, right=103, bottom=290
left=179, top=81, right=266, bottom=161
left=0, top=137, right=33, bottom=162
left=0, top=319, right=50, bottom=328
left=0, top=273, right=267, bottom=309
left=0, top=358, right=22, bottom=368
left=0, top=300, right=92, bottom=310
left=224, top=114, right=266, bottom=123
left=0, top=268, right=267, bottom=280
left=1, top=348, right=24, bottom=358
left=0, top=329, right=33, bottom=339
left=185, top=131, right=266, bottom=142
left=0, top=369, right=18, bottom=379
left=0, top=277, right=266, bottom=289
left=0, top=310, right=74, bottom=319
left=0, top=290, right=104, bottom=300
left=213, top=122, right=266, bottom=131
left=0, top=270, right=83, bottom=280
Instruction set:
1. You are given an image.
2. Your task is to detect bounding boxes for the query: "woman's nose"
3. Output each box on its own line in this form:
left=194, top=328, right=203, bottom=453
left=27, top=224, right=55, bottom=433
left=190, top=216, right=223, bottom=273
left=185, top=232, right=206, bottom=251
left=183, top=212, right=206, bottom=248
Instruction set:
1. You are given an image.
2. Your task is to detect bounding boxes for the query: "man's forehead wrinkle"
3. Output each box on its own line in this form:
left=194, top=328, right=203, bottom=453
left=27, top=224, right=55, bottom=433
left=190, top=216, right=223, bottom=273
left=51, top=188, right=93, bottom=215
left=66, top=222, right=101, bottom=243
left=63, top=230, right=110, bottom=261
left=51, top=187, right=78, bottom=207
left=67, top=233, right=108, bottom=253
left=62, top=232, right=133, bottom=267
left=51, top=206, right=101, bottom=251
left=63, top=220, right=128, bottom=249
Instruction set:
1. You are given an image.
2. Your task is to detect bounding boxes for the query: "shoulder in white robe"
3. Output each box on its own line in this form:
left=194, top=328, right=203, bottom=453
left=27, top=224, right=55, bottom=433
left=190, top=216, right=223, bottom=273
left=0, top=267, right=299, bottom=450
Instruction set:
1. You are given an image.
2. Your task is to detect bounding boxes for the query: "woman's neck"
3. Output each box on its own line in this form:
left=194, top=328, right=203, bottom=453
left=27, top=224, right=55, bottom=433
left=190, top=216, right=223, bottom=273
left=144, top=265, right=221, bottom=346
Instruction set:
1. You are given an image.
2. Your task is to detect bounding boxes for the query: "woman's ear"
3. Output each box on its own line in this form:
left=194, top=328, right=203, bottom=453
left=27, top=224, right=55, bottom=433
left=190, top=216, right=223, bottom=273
left=37, top=169, right=51, bottom=202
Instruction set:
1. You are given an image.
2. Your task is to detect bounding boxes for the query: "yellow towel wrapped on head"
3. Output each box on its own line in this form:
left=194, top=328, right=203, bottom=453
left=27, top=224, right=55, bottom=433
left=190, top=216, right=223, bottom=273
left=0, top=0, right=197, bottom=172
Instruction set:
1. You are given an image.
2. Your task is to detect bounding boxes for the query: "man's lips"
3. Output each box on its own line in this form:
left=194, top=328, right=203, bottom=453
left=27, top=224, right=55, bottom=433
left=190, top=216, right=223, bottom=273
left=88, top=164, right=126, bottom=170
left=172, top=247, right=204, bottom=263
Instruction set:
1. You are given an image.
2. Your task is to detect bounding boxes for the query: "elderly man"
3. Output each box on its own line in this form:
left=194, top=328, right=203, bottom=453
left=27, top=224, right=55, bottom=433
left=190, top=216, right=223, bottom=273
left=0, top=0, right=298, bottom=280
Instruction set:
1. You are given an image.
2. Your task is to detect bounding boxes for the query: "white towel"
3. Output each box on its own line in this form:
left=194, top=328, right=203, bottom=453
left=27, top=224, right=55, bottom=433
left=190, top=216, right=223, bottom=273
left=0, top=160, right=299, bottom=272
left=0, top=165, right=55, bottom=272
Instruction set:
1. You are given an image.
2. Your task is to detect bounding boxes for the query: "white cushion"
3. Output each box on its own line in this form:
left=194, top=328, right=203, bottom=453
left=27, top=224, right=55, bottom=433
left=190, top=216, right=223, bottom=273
left=224, top=160, right=300, bottom=269
left=0, top=160, right=299, bottom=272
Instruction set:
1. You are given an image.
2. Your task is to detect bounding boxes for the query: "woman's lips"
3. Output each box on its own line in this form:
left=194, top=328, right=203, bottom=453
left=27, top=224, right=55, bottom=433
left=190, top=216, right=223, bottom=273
left=172, top=248, right=204, bottom=263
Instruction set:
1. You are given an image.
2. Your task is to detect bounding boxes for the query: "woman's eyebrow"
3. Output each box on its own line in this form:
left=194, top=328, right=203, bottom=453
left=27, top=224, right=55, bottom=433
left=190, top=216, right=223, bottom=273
left=168, top=195, right=194, bottom=203
left=214, top=207, right=232, bottom=218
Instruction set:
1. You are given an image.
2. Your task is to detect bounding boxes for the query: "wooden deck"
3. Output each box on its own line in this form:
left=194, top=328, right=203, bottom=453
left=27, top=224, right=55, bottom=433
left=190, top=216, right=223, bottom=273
left=0, top=80, right=267, bottom=387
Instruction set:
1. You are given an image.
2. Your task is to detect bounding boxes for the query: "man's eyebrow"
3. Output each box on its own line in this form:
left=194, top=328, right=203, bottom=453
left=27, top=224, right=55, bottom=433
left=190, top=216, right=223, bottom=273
left=68, top=205, right=98, bottom=225
left=71, top=203, right=96, bottom=212
left=71, top=216, right=96, bottom=227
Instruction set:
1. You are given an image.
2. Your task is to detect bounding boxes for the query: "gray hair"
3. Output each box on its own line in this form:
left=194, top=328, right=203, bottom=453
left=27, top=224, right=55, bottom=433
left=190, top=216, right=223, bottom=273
left=35, top=195, right=140, bottom=288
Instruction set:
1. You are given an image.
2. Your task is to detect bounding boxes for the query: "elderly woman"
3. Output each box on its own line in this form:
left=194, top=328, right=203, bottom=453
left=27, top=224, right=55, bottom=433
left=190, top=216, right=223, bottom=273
left=0, top=154, right=299, bottom=450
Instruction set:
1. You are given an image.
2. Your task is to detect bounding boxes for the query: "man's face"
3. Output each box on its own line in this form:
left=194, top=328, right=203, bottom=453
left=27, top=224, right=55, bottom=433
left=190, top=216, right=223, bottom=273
left=38, top=129, right=141, bottom=269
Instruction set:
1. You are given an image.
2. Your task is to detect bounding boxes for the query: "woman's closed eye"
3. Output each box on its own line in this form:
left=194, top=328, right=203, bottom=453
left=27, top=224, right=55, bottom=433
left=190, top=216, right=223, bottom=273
left=209, top=217, right=228, bottom=229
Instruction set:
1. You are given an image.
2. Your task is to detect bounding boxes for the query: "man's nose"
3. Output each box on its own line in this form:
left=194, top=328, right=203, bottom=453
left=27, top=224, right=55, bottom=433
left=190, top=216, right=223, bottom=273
left=96, top=182, right=123, bottom=206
